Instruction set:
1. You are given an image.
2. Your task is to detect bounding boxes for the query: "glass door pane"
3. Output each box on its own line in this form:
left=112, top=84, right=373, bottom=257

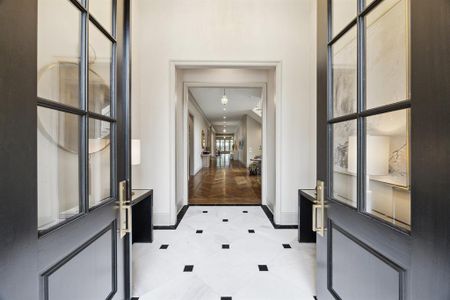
left=365, top=0, right=409, bottom=109
left=365, top=109, right=411, bottom=230
left=89, top=0, right=114, bottom=33
left=38, top=107, right=81, bottom=230
left=88, top=118, right=111, bottom=207
left=332, top=27, right=357, bottom=118
left=332, top=0, right=357, bottom=37
left=332, top=120, right=357, bottom=207
left=89, top=22, right=112, bottom=116
left=37, top=0, right=81, bottom=107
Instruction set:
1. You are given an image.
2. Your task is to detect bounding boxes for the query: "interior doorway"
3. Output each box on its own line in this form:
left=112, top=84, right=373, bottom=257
left=186, top=86, right=263, bottom=205
left=173, top=63, right=281, bottom=224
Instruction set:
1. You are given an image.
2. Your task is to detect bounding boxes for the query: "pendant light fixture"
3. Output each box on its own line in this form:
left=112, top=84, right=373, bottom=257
left=221, top=88, right=228, bottom=105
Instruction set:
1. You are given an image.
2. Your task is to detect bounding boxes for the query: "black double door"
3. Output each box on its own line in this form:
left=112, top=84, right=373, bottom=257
left=316, top=0, right=450, bottom=299
left=0, top=0, right=132, bottom=299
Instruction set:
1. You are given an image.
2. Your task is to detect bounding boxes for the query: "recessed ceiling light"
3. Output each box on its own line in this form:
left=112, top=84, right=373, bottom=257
left=223, top=116, right=226, bottom=119
left=223, top=129, right=227, bottom=133
left=223, top=108, right=226, bottom=111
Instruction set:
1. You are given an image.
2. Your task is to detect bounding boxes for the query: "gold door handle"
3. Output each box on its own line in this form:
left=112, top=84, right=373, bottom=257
left=313, top=180, right=327, bottom=237
left=312, top=204, right=320, bottom=232
left=118, top=180, right=132, bottom=239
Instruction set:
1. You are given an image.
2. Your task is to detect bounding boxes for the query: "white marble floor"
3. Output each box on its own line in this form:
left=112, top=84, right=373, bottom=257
left=132, top=206, right=316, bottom=300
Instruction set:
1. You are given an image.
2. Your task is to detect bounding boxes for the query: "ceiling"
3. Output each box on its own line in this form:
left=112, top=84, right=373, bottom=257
left=189, top=87, right=262, bottom=133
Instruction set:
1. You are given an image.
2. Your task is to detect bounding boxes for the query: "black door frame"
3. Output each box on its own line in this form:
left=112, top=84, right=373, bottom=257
left=317, top=0, right=450, bottom=299
left=118, top=0, right=133, bottom=298
left=0, top=0, right=39, bottom=297
left=0, top=0, right=133, bottom=298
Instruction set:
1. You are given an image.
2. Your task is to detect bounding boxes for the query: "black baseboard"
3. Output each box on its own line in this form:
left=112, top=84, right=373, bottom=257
left=154, top=205, right=189, bottom=230
left=261, top=205, right=298, bottom=229
left=189, top=204, right=261, bottom=206
left=154, top=204, right=298, bottom=230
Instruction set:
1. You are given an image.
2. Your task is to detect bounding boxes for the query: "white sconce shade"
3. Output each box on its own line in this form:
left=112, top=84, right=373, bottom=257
left=132, top=139, right=141, bottom=166
left=348, top=135, right=390, bottom=175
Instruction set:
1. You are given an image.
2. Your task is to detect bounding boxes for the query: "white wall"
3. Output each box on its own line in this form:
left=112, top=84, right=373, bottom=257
left=132, top=0, right=317, bottom=225
left=235, top=115, right=247, bottom=166
left=246, top=116, right=262, bottom=166
left=235, top=115, right=262, bottom=167
left=188, top=94, right=211, bottom=175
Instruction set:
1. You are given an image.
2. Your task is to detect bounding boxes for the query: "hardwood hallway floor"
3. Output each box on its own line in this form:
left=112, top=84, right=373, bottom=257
left=189, top=154, right=261, bottom=205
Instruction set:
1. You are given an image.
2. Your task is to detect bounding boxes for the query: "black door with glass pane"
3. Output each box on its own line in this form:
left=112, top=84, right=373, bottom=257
left=316, top=0, right=450, bottom=299
left=0, top=0, right=131, bottom=299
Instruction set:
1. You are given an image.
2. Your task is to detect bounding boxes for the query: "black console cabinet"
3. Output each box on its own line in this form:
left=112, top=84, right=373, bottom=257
left=131, top=189, right=153, bottom=243
left=298, top=189, right=317, bottom=243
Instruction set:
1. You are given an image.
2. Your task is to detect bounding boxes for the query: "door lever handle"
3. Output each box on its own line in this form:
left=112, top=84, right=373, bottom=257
left=313, top=180, right=327, bottom=237
left=118, top=180, right=132, bottom=239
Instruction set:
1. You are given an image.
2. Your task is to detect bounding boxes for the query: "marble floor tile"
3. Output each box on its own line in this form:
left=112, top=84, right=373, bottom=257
left=133, top=206, right=316, bottom=299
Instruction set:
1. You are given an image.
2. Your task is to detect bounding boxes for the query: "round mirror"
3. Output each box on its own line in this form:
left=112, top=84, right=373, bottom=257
left=38, top=61, right=110, bottom=154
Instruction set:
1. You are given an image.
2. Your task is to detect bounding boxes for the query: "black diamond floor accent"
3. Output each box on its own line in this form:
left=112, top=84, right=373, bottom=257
left=196, top=230, right=203, bottom=234
left=222, top=244, right=230, bottom=249
left=243, top=210, right=248, bottom=213
left=223, top=219, right=229, bottom=222
left=282, top=244, right=292, bottom=249
left=258, top=265, right=269, bottom=272
left=183, top=265, right=194, bottom=272
left=203, top=210, right=208, bottom=213
left=160, top=244, right=169, bottom=249
left=131, top=298, right=139, bottom=300
left=221, top=297, right=232, bottom=300
left=248, top=229, right=255, bottom=233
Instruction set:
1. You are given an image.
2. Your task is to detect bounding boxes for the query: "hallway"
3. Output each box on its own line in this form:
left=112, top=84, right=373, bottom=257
left=189, top=155, right=261, bottom=205
left=132, top=206, right=315, bottom=299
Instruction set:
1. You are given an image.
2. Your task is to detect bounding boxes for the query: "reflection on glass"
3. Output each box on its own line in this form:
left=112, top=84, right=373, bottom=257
left=37, top=0, right=81, bottom=107
left=365, top=109, right=410, bottom=230
left=89, top=118, right=111, bottom=207
left=332, top=0, right=357, bottom=37
left=332, top=120, right=357, bottom=207
left=332, top=27, right=357, bottom=118
left=89, top=22, right=112, bottom=116
left=365, top=0, right=375, bottom=7
left=89, top=0, right=113, bottom=33
left=38, top=107, right=80, bottom=230
left=366, top=0, right=409, bottom=109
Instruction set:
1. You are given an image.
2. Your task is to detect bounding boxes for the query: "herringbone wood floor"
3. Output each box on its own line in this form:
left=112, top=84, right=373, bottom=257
left=188, top=155, right=261, bottom=204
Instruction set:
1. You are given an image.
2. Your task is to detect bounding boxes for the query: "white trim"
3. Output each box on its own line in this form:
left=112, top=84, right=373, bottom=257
left=169, top=61, right=177, bottom=225
left=169, top=60, right=283, bottom=226
left=274, top=62, right=283, bottom=225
